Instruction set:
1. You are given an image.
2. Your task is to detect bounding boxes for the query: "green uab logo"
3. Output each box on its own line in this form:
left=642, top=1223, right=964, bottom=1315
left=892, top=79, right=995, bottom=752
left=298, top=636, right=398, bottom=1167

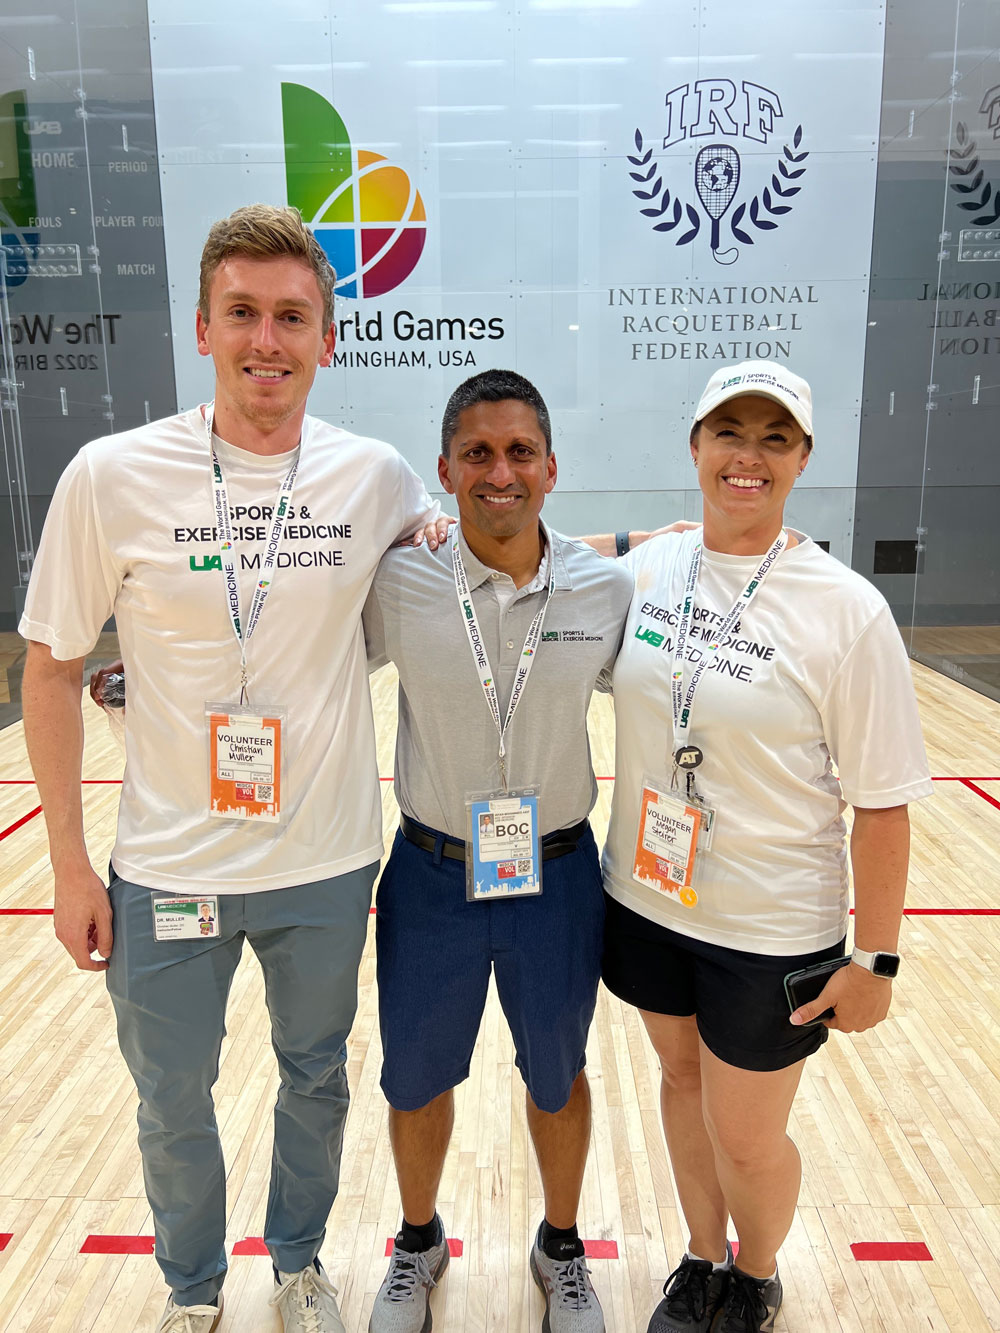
left=282, top=83, right=426, bottom=300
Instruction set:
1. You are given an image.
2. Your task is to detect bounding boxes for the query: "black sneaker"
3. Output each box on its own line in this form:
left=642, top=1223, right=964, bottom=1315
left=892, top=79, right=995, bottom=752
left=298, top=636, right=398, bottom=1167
left=709, top=1265, right=782, bottom=1332
left=646, top=1242, right=732, bottom=1332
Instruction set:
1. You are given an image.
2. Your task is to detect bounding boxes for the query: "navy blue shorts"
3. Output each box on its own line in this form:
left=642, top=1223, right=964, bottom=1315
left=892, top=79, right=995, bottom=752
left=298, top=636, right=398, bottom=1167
left=376, top=823, right=605, bottom=1113
left=602, top=892, right=847, bottom=1072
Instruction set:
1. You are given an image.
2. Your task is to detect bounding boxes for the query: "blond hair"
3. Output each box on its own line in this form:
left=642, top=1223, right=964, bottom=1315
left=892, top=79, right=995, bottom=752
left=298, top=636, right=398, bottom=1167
left=199, top=204, right=335, bottom=328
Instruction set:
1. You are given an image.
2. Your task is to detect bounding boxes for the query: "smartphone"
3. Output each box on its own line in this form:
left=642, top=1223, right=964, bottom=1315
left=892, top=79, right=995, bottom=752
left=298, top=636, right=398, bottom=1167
left=783, top=955, right=852, bottom=1024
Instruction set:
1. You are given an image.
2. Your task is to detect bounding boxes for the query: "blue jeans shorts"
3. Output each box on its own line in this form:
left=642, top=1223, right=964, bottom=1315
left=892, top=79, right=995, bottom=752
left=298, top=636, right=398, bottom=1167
left=376, top=822, right=605, bottom=1114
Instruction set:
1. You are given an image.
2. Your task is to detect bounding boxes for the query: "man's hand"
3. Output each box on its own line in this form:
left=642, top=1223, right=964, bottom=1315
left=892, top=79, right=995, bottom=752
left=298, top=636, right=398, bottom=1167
left=400, top=514, right=455, bottom=551
left=53, top=861, right=113, bottom=971
left=789, top=961, right=892, bottom=1033
left=578, top=519, right=701, bottom=557
left=89, top=659, right=124, bottom=709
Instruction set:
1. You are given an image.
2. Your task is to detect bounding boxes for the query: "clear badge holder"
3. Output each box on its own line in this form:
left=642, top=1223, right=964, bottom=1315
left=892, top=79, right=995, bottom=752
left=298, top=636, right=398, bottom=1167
left=631, top=775, right=704, bottom=909
left=464, top=786, right=542, bottom=901
left=205, top=700, right=288, bottom=823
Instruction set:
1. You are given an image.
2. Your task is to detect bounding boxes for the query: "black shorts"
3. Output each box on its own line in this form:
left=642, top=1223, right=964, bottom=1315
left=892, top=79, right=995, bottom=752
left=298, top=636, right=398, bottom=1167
left=602, top=892, right=846, bottom=1072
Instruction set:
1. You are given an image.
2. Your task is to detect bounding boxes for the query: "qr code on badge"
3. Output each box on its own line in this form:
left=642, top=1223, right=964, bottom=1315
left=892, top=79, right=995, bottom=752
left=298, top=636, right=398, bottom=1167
left=516, top=859, right=532, bottom=874
left=255, top=784, right=273, bottom=802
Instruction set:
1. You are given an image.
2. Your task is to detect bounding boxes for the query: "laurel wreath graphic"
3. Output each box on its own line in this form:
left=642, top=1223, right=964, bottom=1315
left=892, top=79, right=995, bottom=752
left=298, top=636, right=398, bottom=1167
left=948, top=123, right=1000, bottom=225
left=628, top=125, right=809, bottom=250
left=628, top=128, right=699, bottom=239
left=731, top=126, right=808, bottom=244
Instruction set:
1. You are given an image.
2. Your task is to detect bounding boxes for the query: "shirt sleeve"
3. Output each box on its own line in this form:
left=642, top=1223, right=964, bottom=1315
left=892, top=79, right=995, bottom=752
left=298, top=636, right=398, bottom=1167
left=363, top=572, right=390, bottom=673
left=394, top=453, right=441, bottom=544
left=820, top=603, right=934, bottom=808
left=18, top=448, right=121, bottom=659
left=596, top=565, right=634, bottom=694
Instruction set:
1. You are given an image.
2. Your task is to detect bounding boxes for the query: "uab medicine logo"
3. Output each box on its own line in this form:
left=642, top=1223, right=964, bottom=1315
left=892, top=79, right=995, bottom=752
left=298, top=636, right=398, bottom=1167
left=282, top=83, right=426, bottom=299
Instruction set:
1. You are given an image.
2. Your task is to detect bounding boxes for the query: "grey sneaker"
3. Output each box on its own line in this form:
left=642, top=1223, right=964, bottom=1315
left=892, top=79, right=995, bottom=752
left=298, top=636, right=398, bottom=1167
left=529, top=1226, right=605, bottom=1333
left=270, top=1260, right=345, bottom=1333
left=156, top=1295, right=223, bottom=1332
left=368, top=1222, right=450, bottom=1333
left=709, top=1266, right=782, bottom=1332
left=647, top=1243, right=733, bottom=1332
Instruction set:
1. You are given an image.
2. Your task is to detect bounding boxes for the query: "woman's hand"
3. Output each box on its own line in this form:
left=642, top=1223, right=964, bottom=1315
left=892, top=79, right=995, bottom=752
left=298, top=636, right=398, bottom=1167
left=789, top=960, right=893, bottom=1033
left=400, top=514, right=455, bottom=550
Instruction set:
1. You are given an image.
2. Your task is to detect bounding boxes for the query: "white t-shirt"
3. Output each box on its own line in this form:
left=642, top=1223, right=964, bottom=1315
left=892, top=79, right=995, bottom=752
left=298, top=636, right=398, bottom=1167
left=20, top=406, right=437, bottom=894
left=603, top=528, right=934, bottom=954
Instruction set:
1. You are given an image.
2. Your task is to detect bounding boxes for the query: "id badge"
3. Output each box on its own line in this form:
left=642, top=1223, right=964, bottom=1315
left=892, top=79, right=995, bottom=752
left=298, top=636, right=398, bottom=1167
left=632, top=779, right=702, bottom=908
left=152, top=895, right=220, bottom=941
left=206, top=701, right=286, bottom=823
left=465, top=788, right=542, bottom=901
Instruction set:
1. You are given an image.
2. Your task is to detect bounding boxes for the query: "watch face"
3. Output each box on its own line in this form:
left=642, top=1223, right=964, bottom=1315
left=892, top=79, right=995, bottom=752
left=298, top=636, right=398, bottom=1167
left=872, top=952, right=900, bottom=978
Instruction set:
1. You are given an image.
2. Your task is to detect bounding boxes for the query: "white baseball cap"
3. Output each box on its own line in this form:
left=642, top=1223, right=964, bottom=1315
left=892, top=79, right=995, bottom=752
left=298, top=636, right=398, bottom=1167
left=692, top=360, right=813, bottom=438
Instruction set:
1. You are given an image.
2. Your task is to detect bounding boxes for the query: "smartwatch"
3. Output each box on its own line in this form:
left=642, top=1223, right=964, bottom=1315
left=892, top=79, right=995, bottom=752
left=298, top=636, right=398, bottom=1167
left=851, top=946, right=900, bottom=978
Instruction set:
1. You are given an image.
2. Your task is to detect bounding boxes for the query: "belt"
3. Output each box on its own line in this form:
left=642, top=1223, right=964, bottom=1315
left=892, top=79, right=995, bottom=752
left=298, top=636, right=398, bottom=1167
left=399, top=812, right=589, bottom=863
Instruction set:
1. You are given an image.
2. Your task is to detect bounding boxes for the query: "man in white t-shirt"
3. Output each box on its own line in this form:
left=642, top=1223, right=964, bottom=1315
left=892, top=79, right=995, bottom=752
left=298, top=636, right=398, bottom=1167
left=19, top=205, right=443, bottom=1333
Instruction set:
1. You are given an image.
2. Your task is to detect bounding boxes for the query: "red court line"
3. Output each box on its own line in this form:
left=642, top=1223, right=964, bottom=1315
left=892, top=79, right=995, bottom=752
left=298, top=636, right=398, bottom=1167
left=385, top=1238, right=464, bottom=1258
left=848, top=908, right=1000, bottom=917
left=0, top=908, right=53, bottom=916
left=961, top=779, right=1000, bottom=812
left=81, top=1235, right=154, bottom=1255
left=0, top=775, right=994, bottom=786
left=232, top=1237, right=269, bottom=1256
left=0, top=1233, right=11, bottom=1251
left=851, top=1242, right=932, bottom=1262
left=0, top=806, right=42, bottom=842
left=584, top=1240, right=619, bottom=1259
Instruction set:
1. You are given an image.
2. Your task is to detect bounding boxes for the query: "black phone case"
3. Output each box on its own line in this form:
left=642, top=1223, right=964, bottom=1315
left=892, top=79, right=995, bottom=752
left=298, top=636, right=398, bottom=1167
left=783, top=955, right=852, bottom=1024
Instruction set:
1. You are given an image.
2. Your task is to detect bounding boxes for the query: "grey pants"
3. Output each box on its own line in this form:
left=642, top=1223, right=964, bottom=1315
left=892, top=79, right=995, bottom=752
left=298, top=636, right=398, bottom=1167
left=105, top=864, right=377, bottom=1307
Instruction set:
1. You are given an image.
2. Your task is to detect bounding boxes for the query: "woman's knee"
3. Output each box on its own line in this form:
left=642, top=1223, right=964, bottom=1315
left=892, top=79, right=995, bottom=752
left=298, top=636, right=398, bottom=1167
left=640, top=1011, right=703, bottom=1094
left=703, top=1102, right=793, bottom=1174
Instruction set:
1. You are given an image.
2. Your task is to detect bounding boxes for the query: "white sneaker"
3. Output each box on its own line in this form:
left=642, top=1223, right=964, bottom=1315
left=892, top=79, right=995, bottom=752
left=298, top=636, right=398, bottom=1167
left=156, top=1294, right=223, bottom=1332
left=270, top=1260, right=346, bottom=1333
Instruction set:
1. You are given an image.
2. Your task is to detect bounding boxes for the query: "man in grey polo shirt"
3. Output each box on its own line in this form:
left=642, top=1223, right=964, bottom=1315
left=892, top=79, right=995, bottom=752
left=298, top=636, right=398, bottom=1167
left=364, top=369, right=633, bottom=1333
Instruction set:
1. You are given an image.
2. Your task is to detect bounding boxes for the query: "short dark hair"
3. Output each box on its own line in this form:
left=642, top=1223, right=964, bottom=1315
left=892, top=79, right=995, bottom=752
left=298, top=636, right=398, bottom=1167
left=441, top=369, right=552, bottom=456
left=199, top=204, right=336, bottom=328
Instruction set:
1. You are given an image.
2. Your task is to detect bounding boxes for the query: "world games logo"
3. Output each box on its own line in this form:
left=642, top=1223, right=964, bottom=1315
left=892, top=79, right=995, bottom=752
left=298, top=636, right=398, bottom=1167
left=282, top=83, right=426, bottom=299
left=628, top=79, right=809, bottom=266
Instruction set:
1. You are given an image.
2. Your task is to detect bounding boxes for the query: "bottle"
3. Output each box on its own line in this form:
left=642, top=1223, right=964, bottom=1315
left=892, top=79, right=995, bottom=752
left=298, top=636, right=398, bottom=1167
left=102, top=672, right=126, bottom=749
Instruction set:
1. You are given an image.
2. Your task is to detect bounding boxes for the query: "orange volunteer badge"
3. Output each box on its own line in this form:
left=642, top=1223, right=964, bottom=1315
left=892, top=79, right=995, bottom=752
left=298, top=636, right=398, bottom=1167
left=207, top=706, right=284, bottom=822
left=632, top=782, right=702, bottom=908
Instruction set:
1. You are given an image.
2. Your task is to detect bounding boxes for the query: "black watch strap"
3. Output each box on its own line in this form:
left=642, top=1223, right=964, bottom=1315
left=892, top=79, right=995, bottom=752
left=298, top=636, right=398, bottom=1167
left=615, top=530, right=631, bottom=558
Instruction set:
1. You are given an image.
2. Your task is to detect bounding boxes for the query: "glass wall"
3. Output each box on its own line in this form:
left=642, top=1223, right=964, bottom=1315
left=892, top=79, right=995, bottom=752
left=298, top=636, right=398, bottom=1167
left=1, top=0, right=998, bottom=717
left=855, top=0, right=1000, bottom=702
left=0, top=0, right=175, bottom=720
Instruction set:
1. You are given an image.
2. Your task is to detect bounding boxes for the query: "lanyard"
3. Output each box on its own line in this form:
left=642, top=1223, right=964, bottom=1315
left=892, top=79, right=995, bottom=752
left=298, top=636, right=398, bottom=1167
left=205, top=402, right=300, bottom=703
left=451, top=528, right=554, bottom=792
left=670, top=528, right=787, bottom=780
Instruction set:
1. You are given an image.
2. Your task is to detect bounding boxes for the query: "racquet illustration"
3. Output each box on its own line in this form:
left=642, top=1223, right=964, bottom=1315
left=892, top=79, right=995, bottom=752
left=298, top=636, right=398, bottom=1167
left=694, top=144, right=741, bottom=265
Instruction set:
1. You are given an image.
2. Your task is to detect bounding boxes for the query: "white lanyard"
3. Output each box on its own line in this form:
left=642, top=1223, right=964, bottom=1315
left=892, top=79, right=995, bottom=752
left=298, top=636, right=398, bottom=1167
left=670, top=528, right=787, bottom=772
left=205, top=402, right=300, bottom=702
left=451, top=528, right=554, bottom=792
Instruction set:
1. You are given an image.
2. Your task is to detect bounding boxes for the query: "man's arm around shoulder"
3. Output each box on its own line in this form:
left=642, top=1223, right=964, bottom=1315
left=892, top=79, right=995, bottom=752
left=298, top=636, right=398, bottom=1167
left=23, top=641, right=112, bottom=971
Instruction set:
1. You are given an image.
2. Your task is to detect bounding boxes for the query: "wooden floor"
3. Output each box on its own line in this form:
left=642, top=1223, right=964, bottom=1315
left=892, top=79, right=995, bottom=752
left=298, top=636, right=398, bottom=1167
left=1, top=661, right=999, bottom=1332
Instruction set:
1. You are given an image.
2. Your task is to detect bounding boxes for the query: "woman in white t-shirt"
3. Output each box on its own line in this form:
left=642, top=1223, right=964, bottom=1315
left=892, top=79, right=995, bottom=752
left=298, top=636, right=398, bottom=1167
left=601, top=361, right=933, bottom=1333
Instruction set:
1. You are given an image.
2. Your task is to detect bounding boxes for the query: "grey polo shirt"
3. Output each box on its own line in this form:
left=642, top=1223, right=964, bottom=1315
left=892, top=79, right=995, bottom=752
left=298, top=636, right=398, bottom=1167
left=364, top=522, right=634, bottom=839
